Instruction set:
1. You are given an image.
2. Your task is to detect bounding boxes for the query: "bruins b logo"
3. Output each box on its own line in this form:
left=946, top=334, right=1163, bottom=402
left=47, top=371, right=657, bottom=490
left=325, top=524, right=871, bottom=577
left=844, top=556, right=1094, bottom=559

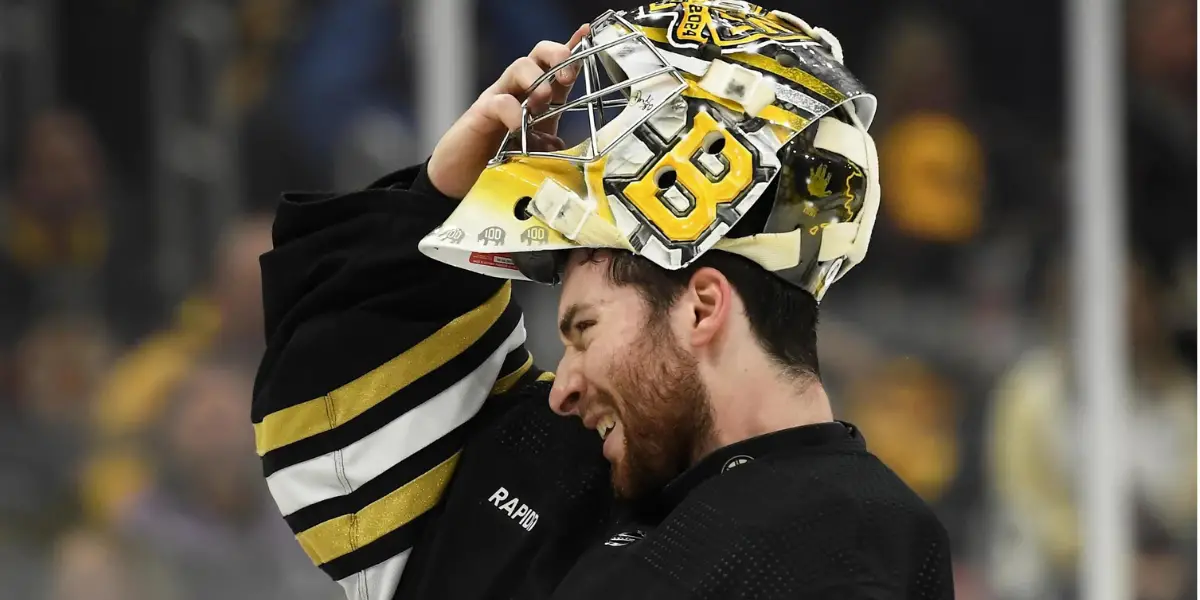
left=607, top=109, right=760, bottom=245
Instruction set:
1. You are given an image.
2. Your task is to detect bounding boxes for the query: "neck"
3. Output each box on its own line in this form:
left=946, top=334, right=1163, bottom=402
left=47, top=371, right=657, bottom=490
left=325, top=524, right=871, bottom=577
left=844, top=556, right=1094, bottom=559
left=701, top=370, right=833, bottom=457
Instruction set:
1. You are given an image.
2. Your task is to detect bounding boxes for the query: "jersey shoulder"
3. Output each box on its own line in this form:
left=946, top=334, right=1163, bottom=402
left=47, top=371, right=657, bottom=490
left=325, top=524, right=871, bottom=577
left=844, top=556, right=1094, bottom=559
left=630, top=451, right=952, bottom=598
left=704, top=448, right=941, bottom=529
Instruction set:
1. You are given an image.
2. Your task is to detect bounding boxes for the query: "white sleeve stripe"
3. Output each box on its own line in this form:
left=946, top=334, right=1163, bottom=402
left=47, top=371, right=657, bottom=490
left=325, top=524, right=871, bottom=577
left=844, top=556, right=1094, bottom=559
left=336, top=548, right=411, bottom=600
left=267, top=318, right=527, bottom=516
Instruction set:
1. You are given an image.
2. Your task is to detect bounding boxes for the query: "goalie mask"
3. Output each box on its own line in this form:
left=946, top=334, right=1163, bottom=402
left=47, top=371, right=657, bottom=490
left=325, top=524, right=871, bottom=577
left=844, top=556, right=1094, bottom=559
left=418, top=0, right=880, bottom=301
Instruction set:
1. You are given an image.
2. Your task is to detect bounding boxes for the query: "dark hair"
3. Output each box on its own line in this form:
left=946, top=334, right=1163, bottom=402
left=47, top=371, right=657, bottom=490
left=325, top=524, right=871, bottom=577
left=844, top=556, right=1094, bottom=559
left=593, top=249, right=820, bottom=380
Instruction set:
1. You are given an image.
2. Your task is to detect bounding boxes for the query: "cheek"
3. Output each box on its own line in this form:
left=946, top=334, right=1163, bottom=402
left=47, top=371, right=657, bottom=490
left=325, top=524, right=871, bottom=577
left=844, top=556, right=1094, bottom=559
left=578, top=328, right=641, bottom=394
left=579, top=339, right=620, bottom=390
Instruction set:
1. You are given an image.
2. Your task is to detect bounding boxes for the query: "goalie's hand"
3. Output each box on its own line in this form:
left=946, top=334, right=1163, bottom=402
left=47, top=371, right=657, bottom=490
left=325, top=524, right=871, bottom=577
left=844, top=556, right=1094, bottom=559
left=427, top=24, right=589, bottom=199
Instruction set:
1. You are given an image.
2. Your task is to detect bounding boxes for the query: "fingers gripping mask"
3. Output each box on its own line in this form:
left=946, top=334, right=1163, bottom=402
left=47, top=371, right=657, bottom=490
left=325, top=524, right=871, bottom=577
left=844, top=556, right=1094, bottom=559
left=418, top=1, right=881, bottom=300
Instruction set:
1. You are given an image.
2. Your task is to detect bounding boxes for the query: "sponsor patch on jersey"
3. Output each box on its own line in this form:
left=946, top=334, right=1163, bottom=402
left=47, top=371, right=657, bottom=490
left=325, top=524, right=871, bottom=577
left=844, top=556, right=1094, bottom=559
left=488, top=486, right=539, bottom=531
left=604, top=529, right=647, bottom=547
left=721, top=454, right=753, bottom=472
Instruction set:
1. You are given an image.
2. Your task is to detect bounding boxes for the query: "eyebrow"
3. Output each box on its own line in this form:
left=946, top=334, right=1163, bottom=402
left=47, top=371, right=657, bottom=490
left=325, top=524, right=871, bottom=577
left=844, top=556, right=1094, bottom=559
left=558, top=303, right=590, bottom=339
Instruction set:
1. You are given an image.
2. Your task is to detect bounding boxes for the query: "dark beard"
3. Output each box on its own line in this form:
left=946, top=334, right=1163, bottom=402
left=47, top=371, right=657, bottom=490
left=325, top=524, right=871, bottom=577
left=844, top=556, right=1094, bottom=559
left=606, top=318, right=714, bottom=500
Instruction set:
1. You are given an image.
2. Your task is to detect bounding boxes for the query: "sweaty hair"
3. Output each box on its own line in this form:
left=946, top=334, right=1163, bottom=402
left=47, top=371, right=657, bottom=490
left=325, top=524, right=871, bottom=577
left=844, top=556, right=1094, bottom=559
left=588, top=250, right=820, bottom=380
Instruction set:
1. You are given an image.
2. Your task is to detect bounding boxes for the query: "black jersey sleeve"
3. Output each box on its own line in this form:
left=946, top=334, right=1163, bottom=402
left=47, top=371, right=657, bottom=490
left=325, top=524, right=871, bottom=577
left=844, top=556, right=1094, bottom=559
left=252, top=163, right=544, bottom=600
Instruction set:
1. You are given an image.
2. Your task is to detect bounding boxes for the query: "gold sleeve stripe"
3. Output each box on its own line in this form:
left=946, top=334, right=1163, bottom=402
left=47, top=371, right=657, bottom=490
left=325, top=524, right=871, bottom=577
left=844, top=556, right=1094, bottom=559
left=254, top=283, right=513, bottom=456
left=491, top=354, right=534, bottom=396
left=633, top=26, right=845, bottom=105
left=296, top=452, right=460, bottom=566
left=537, top=371, right=556, bottom=383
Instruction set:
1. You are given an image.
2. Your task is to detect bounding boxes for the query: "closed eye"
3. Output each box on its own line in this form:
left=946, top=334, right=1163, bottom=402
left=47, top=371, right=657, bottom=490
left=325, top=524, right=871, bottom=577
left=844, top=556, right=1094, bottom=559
left=574, top=320, right=596, bottom=334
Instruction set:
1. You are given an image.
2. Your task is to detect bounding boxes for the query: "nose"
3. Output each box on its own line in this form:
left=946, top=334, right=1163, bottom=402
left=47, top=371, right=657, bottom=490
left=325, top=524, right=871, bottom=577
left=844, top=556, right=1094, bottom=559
left=548, top=353, right=585, bottom=417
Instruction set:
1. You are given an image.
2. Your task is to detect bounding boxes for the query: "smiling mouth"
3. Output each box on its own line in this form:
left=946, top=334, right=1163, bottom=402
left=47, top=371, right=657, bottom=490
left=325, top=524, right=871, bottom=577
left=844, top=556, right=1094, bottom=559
left=597, top=415, right=616, bottom=440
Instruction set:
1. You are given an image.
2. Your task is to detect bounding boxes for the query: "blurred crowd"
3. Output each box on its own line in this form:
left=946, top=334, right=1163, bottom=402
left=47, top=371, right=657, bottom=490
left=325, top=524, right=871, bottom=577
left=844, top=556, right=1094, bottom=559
left=0, top=0, right=1193, bottom=599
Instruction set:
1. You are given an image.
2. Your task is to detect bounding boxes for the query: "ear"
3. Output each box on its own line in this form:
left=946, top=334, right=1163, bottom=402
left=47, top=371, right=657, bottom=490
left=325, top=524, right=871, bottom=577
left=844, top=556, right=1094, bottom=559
left=683, top=267, right=733, bottom=348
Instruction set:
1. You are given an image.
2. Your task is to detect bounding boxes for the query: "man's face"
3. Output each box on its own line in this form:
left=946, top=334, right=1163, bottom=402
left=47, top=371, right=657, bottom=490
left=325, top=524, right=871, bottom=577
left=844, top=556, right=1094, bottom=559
left=550, top=250, right=713, bottom=500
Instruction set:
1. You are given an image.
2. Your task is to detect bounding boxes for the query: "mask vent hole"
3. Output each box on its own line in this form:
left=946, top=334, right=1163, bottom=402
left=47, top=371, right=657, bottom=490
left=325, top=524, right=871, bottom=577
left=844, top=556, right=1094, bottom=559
left=514, top=196, right=534, bottom=220
left=702, top=131, right=726, bottom=154
left=775, top=50, right=800, bottom=68
left=655, top=166, right=677, bottom=189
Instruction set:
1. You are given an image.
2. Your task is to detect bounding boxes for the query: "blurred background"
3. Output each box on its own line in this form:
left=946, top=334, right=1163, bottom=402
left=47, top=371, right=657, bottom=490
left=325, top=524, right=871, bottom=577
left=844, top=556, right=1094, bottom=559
left=0, top=0, right=1193, bottom=599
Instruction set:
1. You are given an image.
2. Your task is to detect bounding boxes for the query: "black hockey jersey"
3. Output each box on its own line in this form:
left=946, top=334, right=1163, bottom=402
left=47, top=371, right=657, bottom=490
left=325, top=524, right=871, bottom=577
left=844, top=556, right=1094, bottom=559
left=252, top=163, right=955, bottom=600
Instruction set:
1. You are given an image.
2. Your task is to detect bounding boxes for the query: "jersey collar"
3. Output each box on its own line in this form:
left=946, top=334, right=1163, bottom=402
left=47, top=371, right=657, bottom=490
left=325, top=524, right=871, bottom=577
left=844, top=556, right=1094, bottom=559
left=647, top=421, right=865, bottom=514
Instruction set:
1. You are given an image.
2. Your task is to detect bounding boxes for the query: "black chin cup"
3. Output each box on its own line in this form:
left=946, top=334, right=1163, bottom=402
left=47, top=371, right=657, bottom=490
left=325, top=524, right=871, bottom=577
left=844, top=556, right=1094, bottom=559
left=511, top=250, right=568, bottom=285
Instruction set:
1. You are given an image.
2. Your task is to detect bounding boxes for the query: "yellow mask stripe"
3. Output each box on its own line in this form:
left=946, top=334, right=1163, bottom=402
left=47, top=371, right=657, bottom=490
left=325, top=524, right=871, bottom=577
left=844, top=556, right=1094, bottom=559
left=635, top=26, right=844, bottom=104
